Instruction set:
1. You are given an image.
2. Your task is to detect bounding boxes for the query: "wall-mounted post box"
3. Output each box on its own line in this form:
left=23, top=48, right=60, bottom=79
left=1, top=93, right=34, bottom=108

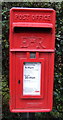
left=9, top=8, right=56, bottom=112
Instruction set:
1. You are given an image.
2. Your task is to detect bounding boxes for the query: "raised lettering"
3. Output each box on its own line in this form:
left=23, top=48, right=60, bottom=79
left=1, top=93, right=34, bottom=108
left=15, top=13, right=51, bottom=21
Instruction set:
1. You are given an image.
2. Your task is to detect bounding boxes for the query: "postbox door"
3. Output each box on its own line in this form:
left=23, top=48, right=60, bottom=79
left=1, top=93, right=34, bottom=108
left=14, top=52, right=51, bottom=110
left=15, top=52, right=44, bottom=108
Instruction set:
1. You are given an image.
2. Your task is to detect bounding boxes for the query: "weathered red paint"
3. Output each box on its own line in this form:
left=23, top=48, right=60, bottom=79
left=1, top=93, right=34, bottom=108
left=9, top=8, right=56, bottom=112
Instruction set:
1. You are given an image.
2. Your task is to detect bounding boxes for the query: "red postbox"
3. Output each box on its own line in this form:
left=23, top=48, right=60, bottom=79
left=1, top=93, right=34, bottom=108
left=9, top=8, right=56, bottom=112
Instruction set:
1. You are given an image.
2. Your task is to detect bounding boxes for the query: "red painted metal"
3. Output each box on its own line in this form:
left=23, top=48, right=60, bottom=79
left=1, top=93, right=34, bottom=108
left=9, top=8, right=56, bottom=112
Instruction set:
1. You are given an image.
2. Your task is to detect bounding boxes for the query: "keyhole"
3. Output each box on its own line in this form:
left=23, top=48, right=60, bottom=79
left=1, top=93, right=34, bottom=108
left=18, top=80, right=20, bottom=84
